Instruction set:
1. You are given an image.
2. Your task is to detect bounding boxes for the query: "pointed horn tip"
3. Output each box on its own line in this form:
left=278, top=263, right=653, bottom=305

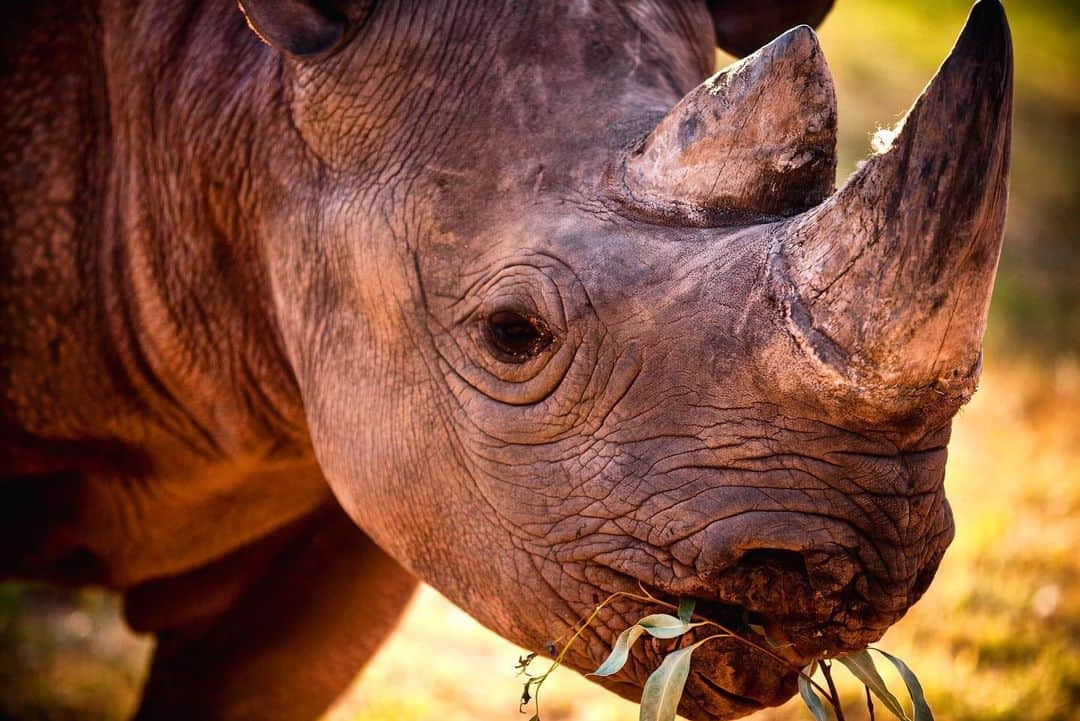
left=956, top=0, right=1012, bottom=60
left=761, top=24, right=822, bottom=61
left=971, top=0, right=1008, bottom=26
left=734, top=24, right=830, bottom=89
left=871, top=0, right=1012, bottom=154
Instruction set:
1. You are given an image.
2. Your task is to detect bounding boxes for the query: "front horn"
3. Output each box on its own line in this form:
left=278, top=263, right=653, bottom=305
left=773, top=0, right=1013, bottom=415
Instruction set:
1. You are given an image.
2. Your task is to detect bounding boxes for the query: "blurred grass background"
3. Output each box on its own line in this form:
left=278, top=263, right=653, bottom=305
left=1, top=1, right=1076, bottom=719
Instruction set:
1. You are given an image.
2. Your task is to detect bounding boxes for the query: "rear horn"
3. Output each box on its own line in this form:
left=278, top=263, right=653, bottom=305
left=611, top=26, right=837, bottom=225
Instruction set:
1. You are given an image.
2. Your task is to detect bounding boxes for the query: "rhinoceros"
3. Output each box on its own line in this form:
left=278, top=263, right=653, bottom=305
left=0, top=0, right=1012, bottom=718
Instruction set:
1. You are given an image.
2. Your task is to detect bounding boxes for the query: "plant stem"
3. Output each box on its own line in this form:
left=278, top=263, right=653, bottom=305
left=819, top=660, right=846, bottom=721
left=865, top=685, right=876, bottom=721
left=532, top=590, right=655, bottom=689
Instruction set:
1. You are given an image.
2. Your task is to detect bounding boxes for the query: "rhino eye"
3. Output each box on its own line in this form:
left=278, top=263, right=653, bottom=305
left=485, top=310, right=552, bottom=363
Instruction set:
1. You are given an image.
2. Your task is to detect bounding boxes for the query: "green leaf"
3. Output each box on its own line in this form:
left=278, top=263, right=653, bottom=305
left=637, top=613, right=702, bottom=639
left=591, top=625, right=646, bottom=677
left=873, top=649, right=934, bottom=721
left=592, top=610, right=705, bottom=679
left=677, top=597, right=695, bottom=624
left=639, top=642, right=701, bottom=721
left=797, top=669, right=831, bottom=721
left=836, top=650, right=911, bottom=721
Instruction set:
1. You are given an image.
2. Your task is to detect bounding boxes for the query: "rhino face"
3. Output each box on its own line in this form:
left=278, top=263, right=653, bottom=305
left=249, top=0, right=1011, bottom=717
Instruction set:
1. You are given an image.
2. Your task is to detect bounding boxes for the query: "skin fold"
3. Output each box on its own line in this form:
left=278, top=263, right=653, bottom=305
left=0, top=1, right=1011, bottom=719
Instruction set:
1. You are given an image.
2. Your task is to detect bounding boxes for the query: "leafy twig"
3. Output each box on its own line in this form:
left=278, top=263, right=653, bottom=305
left=515, top=589, right=934, bottom=721
left=629, top=584, right=837, bottom=703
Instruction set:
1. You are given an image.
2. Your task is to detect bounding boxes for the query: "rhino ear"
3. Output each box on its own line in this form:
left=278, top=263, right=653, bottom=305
left=238, top=0, right=373, bottom=58
left=707, top=0, right=834, bottom=57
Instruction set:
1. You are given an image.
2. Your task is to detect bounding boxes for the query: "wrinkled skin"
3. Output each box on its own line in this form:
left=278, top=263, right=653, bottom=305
left=0, top=1, right=1010, bottom=719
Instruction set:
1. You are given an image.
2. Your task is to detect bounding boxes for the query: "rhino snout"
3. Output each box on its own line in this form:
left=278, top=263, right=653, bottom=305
left=675, top=502, right=954, bottom=661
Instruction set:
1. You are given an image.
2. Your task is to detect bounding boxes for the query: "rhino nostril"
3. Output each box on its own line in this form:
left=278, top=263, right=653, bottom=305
left=735, top=548, right=810, bottom=579
left=710, top=546, right=865, bottom=625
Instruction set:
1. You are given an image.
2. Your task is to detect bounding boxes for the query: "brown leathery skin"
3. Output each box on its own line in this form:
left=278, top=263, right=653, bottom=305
left=1, top=1, right=1010, bottom=719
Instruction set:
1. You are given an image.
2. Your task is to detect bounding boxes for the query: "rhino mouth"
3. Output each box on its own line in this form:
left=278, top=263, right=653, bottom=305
left=600, top=583, right=815, bottom=712
left=639, top=585, right=784, bottom=652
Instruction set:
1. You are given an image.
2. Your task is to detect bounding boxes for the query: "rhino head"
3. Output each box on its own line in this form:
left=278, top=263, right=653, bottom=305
left=240, top=0, right=1011, bottom=716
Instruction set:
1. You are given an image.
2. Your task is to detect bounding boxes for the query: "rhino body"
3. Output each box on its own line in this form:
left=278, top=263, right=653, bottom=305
left=0, top=1, right=1011, bottom=719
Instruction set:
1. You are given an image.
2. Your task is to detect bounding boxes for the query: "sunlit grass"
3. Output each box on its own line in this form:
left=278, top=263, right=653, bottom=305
left=0, top=586, right=150, bottom=720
